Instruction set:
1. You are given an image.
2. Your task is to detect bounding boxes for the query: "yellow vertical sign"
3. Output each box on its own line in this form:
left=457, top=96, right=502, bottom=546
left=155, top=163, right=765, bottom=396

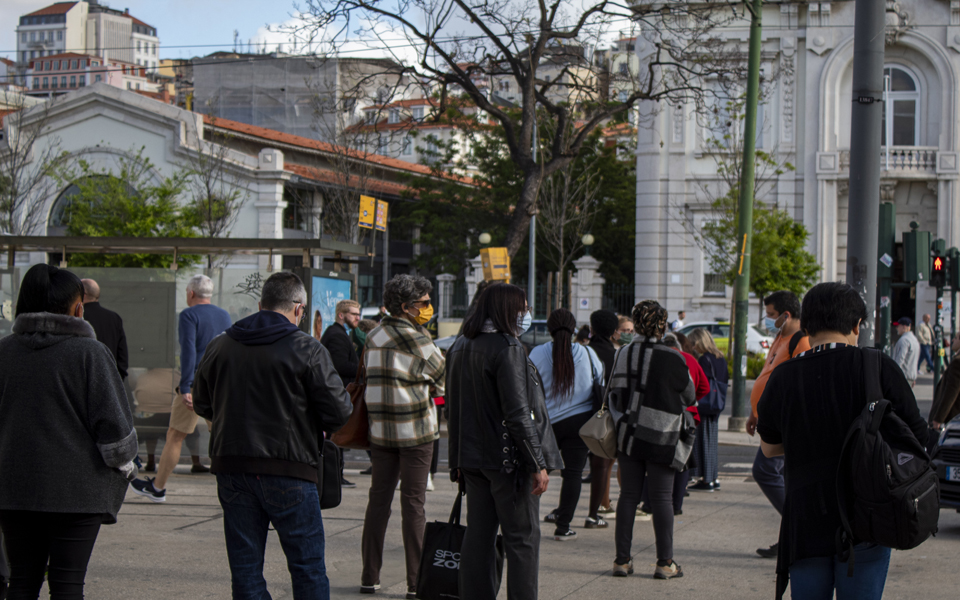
left=480, top=247, right=511, bottom=282
left=375, top=200, right=389, bottom=232
left=358, top=195, right=376, bottom=229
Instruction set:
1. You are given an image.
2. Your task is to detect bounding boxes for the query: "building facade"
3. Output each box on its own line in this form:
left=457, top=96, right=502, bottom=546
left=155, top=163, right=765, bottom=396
left=635, top=1, right=960, bottom=326
left=24, top=52, right=153, bottom=96
left=15, top=2, right=159, bottom=72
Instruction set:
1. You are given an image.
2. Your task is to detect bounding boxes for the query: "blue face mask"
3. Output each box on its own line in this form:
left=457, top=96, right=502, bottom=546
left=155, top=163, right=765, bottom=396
left=763, top=316, right=780, bottom=335
left=517, top=311, right=532, bottom=335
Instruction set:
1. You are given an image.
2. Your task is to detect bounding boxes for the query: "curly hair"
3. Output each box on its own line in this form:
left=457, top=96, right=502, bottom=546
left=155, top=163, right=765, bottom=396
left=631, top=299, right=668, bottom=339
left=382, top=274, right=433, bottom=317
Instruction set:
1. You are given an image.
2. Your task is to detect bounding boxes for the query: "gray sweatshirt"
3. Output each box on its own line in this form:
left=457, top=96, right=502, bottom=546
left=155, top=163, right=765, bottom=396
left=0, top=313, right=138, bottom=523
left=892, top=330, right=921, bottom=382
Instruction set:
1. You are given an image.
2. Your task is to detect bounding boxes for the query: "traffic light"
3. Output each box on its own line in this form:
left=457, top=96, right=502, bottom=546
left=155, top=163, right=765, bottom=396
left=931, top=255, right=947, bottom=288
left=903, top=226, right=931, bottom=282
left=949, top=248, right=960, bottom=289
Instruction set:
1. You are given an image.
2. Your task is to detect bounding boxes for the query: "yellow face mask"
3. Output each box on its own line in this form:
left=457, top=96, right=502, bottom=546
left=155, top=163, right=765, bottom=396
left=409, top=303, right=434, bottom=325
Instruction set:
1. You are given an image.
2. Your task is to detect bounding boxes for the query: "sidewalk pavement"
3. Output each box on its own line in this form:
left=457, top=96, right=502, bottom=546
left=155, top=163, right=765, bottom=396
left=63, top=462, right=960, bottom=600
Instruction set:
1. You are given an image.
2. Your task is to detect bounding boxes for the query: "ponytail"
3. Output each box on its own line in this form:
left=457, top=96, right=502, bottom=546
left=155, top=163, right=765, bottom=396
left=16, top=264, right=84, bottom=316
left=547, top=308, right=578, bottom=401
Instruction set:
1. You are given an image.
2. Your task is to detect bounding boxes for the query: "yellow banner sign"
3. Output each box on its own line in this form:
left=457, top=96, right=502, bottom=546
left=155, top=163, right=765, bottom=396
left=375, top=200, right=389, bottom=232
left=480, top=247, right=511, bottom=282
left=358, top=195, right=376, bottom=229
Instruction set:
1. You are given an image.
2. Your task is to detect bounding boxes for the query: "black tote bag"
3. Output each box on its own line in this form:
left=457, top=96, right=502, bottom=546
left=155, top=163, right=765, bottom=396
left=415, top=484, right=504, bottom=600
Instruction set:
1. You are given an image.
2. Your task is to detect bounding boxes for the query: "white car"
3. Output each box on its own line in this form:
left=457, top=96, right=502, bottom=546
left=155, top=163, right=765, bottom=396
left=677, top=321, right=774, bottom=356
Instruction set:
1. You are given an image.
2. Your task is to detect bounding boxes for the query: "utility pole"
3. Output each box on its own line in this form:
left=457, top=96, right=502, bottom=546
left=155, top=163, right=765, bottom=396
left=528, top=115, right=537, bottom=316
left=845, top=0, right=886, bottom=347
left=728, top=0, right=763, bottom=432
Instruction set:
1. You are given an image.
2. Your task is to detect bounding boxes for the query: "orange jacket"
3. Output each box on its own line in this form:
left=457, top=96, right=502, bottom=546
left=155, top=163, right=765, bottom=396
left=749, top=330, right=811, bottom=418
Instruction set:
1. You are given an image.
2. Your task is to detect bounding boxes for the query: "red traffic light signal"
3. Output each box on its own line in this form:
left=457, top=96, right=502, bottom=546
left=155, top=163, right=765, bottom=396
left=931, top=255, right=947, bottom=287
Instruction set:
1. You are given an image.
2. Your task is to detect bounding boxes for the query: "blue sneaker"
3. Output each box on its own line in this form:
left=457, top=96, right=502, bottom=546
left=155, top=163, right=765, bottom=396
left=131, top=477, right=166, bottom=503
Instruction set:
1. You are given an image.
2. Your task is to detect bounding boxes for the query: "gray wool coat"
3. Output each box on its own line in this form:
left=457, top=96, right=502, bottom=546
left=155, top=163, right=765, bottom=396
left=0, top=312, right=138, bottom=523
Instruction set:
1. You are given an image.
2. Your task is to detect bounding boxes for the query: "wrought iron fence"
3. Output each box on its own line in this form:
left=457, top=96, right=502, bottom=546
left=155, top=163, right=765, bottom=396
left=451, top=280, right=469, bottom=318
left=602, top=283, right=635, bottom=316
left=703, top=273, right=726, bottom=295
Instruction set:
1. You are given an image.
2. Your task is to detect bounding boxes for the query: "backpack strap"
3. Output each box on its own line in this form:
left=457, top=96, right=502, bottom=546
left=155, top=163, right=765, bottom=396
left=787, top=331, right=806, bottom=358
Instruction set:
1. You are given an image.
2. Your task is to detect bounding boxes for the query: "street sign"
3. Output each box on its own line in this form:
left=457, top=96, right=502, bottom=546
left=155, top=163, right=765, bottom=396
left=375, top=200, right=389, bottom=232
left=480, top=247, right=511, bottom=282
left=358, top=195, right=376, bottom=229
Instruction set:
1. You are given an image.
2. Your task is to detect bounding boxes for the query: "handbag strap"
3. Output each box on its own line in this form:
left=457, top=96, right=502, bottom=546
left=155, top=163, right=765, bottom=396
left=449, top=478, right=465, bottom=525
left=355, top=348, right=367, bottom=385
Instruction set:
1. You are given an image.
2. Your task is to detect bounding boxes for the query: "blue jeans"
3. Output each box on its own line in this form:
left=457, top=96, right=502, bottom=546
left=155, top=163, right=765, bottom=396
left=216, top=473, right=329, bottom=600
left=752, top=447, right=785, bottom=515
left=918, top=344, right=934, bottom=372
left=789, top=543, right=891, bottom=600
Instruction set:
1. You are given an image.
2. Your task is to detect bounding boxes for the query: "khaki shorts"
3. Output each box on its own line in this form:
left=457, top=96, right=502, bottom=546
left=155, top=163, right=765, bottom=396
left=168, top=394, right=211, bottom=434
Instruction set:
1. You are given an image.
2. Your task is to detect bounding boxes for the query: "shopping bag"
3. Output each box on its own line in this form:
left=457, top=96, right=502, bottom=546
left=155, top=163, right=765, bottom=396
left=415, top=484, right=504, bottom=599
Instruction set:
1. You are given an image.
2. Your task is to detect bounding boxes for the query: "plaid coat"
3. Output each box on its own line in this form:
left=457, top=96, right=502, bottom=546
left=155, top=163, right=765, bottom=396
left=364, top=316, right=445, bottom=448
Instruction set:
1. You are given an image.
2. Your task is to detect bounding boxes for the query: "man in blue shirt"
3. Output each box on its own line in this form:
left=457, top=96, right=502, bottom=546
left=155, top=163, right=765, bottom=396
left=132, top=274, right=232, bottom=502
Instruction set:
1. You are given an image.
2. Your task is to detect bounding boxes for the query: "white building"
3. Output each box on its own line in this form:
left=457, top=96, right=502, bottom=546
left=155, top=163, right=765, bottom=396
left=635, top=1, right=959, bottom=325
left=24, top=52, right=155, bottom=96
left=15, top=2, right=160, bottom=72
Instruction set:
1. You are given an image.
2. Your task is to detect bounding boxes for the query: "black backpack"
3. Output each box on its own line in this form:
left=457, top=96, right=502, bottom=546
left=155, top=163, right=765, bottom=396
left=835, top=348, right=939, bottom=574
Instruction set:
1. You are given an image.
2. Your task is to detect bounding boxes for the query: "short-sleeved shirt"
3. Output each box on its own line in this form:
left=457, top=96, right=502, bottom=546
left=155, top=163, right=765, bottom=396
left=757, top=345, right=927, bottom=573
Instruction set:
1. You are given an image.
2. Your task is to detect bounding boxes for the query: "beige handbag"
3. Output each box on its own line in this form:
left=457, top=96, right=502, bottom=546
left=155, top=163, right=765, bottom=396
left=580, top=403, right=618, bottom=459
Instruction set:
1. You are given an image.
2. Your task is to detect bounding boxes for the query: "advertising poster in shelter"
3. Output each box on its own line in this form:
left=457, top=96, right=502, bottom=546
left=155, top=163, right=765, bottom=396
left=312, top=275, right=353, bottom=336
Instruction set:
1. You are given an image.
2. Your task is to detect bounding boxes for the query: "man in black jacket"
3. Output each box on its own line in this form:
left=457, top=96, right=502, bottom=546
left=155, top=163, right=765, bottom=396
left=81, top=279, right=129, bottom=379
left=193, top=272, right=352, bottom=600
left=320, top=298, right=362, bottom=384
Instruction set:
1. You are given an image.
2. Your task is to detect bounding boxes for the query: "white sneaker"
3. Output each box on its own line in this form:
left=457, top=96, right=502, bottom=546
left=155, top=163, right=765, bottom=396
left=426, top=474, right=435, bottom=492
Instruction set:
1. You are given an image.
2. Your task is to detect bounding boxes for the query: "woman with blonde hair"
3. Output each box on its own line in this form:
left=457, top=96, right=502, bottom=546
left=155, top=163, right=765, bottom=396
left=686, top=328, right=728, bottom=492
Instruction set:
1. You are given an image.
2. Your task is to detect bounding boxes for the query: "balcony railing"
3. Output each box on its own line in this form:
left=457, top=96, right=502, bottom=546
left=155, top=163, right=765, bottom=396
left=839, top=146, right=937, bottom=174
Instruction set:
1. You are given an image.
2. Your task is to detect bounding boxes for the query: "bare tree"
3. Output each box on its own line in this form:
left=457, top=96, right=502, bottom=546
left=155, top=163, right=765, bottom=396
left=180, top=135, right=249, bottom=266
left=0, top=93, right=66, bottom=241
left=291, top=0, right=744, bottom=257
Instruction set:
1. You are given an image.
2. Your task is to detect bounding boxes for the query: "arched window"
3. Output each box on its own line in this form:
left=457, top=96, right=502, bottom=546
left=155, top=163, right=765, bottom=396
left=49, top=176, right=136, bottom=229
left=882, top=66, right=920, bottom=147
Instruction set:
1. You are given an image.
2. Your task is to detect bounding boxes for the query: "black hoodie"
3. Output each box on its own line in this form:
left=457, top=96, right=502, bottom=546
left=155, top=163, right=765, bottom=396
left=194, top=310, right=352, bottom=482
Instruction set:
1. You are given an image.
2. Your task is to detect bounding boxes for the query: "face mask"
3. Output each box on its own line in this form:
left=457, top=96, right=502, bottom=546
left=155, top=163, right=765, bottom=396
left=763, top=316, right=781, bottom=335
left=517, top=311, right=532, bottom=335
left=619, top=332, right=634, bottom=345
left=408, top=303, right=433, bottom=325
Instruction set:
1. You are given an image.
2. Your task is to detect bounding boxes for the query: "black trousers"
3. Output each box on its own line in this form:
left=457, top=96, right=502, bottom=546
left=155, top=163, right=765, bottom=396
left=614, top=453, right=676, bottom=564
left=461, top=469, right=540, bottom=600
left=0, top=511, right=102, bottom=600
left=549, top=410, right=592, bottom=531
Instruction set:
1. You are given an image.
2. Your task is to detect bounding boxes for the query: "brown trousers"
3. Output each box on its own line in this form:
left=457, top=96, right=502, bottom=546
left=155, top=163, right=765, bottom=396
left=361, top=441, right=434, bottom=591
left=588, top=454, right=615, bottom=518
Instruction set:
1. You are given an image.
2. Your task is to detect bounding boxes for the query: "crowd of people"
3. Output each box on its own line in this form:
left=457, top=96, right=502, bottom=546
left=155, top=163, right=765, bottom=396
left=0, top=265, right=956, bottom=600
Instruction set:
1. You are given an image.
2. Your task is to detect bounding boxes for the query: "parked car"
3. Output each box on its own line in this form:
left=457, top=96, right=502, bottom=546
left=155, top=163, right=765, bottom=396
left=434, top=335, right=458, bottom=352
left=932, top=418, right=960, bottom=511
left=677, top=321, right=773, bottom=356
left=519, top=319, right=550, bottom=351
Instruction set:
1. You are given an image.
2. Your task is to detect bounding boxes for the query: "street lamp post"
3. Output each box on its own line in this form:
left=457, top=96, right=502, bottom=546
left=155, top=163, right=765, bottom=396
left=478, top=232, right=492, bottom=247
left=582, top=233, right=595, bottom=256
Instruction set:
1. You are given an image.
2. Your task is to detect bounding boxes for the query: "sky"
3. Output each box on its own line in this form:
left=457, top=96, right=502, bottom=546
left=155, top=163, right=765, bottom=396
left=0, top=0, right=313, bottom=62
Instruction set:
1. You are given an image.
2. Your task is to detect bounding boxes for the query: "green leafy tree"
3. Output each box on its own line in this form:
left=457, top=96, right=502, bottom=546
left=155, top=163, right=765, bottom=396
left=55, top=148, right=199, bottom=268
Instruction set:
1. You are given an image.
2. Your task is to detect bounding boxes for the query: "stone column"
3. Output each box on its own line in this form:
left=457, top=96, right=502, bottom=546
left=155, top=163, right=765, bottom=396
left=254, top=148, right=288, bottom=271
left=571, top=255, right=605, bottom=327
left=436, top=273, right=456, bottom=319
left=465, top=255, right=483, bottom=306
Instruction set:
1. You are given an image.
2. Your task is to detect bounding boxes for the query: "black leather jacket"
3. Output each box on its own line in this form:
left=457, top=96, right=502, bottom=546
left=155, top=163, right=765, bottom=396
left=446, top=332, right=562, bottom=473
left=194, top=328, right=352, bottom=483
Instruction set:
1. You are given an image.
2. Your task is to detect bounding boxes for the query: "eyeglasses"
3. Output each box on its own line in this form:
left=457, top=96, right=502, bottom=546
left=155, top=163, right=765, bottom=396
left=347, top=311, right=361, bottom=317
left=410, top=300, right=431, bottom=307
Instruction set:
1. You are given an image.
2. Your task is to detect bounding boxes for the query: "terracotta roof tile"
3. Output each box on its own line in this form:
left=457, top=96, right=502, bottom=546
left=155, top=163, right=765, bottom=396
left=0, top=58, right=15, bottom=68
left=24, top=2, right=77, bottom=17
left=128, top=15, right=154, bottom=29
left=203, top=115, right=473, bottom=184
left=0, top=109, right=19, bottom=127
left=284, top=164, right=411, bottom=197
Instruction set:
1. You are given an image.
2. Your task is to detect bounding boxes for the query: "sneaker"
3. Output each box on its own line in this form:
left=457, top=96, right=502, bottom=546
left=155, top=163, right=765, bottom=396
left=612, top=560, right=634, bottom=577
left=405, top=592, right=417, bottom=600
left=144, top=463, right=156, bottom=473
left=584, top=516, right=608, bottom=529
left=341, top=477, right=357, bottom=488
left=553, top=529, right=578, bottom=541
left=688, top=480, right=715, bottom=492
left=654, top=561, right=683, bottom=580
left=426, top=474, right=435, bottom=492
left=360, top=466, right=373, bottom=475
left=712, top=480, right=721, bottom=490
left=756, top=543, right=779, bottom=559
left=597, top=505, right=615, bottom=515
left=674, top=509, right=683, bottom=516
left=191, top=464, right=210, bottom=474
left=635, top=510, right=652, bottom=521
left=130, top=477, right=166, bottom=503
left=544, top=510, right=558, bottom=524
left=581, top=472, right=593, bottom=483
left=359, top=583, right=380, bottom=594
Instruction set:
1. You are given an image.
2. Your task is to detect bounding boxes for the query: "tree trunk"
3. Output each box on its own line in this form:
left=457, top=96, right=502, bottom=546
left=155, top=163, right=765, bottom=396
left=504, top=171, right=541, bottom=257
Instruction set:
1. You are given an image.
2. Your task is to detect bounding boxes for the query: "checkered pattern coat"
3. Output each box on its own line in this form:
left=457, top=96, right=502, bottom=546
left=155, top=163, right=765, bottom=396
left=364, top=316, right=445, bottom=448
